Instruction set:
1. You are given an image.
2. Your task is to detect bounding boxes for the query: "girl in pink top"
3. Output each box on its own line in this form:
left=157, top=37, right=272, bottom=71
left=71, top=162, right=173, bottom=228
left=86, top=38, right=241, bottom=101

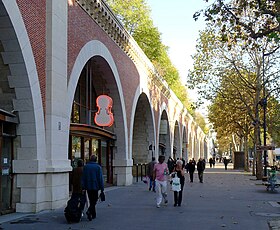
left=153, top=155, right=169, bottom=208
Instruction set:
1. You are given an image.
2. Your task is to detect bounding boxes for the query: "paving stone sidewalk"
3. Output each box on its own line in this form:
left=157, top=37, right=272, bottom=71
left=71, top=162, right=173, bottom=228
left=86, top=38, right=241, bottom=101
left=1, top=163, right=280, bottom=230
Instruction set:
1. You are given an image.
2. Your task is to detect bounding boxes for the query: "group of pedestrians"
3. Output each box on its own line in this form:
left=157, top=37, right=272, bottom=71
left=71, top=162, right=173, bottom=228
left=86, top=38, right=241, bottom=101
left=149, top=155, right=206, bottom=208
left=71, top=155, right=104, bottom=222
left=71, top=154, right=207, bottom=220
left=185, top=158, right=206, bottom=183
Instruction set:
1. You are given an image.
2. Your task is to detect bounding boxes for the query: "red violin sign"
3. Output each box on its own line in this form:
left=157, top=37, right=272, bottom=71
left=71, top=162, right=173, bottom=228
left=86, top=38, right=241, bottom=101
left=94, top=95, right=114, bottom=127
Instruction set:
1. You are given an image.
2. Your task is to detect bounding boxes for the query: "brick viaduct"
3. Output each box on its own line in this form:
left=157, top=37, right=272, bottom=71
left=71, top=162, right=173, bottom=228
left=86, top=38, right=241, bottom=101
left=0, top=0, right=206, bottom=213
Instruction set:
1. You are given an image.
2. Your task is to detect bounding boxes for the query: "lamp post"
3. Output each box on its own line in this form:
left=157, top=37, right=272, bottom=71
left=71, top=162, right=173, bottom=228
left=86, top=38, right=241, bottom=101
left=260, top=98, right=267, bottom=177
left=262, top=51, right=267, bottom=178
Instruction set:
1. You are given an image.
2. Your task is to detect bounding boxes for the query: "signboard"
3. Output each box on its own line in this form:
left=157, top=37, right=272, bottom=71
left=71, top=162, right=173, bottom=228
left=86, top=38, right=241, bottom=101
left=256, top=145, right=275, bottom=151
left=2, top=167, right=9, bottom=175
left=94, top=95, right=114, bottom=127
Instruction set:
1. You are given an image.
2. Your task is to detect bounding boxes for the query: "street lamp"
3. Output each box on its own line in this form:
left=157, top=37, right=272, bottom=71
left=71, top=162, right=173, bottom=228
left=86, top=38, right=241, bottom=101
left=261, top=51, right=268, bottom=178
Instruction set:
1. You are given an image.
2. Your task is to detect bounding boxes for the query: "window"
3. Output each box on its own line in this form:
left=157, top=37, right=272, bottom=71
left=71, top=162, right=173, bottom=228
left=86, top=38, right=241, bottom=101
left=71, top=60, right=97, bottom=126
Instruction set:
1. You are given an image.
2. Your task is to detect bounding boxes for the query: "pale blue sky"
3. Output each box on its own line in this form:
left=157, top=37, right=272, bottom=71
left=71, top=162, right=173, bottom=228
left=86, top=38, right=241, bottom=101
left=146, top=0, right=210, bottom=115
left=146, top=0, right=208, bottom=83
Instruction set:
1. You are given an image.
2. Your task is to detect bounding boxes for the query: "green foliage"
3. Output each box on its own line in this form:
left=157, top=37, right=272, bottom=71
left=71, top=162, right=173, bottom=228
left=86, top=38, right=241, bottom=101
left=189, top=24, right=280, bottom=151
left=195, top=111, right=208, bottom=134
left=106, top=0, right=197, bottom=116
left=196, top=0, right=280, bottom=46
left=266, top=96, right=280, bottom=146
left=193, top=0, right=280, bottom=176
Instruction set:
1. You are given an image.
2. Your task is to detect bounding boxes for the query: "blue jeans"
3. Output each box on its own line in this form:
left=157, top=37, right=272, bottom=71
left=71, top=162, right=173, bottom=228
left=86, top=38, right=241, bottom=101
left=149, top=176, right=156, bottom=191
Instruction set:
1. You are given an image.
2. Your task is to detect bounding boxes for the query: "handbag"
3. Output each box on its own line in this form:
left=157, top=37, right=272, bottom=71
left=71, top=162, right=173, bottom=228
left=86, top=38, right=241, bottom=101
left=99, top=191, right=105, bottom=202
left=142, top=176, right=148, bottom=184
left=171, top=175, right=181, bottom=192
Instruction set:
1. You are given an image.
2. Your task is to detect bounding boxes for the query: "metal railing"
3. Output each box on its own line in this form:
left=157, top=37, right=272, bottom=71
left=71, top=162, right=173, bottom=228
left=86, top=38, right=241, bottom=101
left=133, top=163, right=147, bottom=182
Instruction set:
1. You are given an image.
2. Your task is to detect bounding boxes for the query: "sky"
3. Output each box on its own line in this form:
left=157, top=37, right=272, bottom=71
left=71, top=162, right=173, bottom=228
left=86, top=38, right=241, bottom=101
left=146, top=0, right=210, bottom=115
left=146, top=0, right=208, bottom=82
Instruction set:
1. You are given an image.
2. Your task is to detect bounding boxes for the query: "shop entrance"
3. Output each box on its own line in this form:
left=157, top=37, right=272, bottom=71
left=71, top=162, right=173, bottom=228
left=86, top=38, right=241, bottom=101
left=0, top=116, right=15, bottom=214
left=68, top=125, right=115, bottom=191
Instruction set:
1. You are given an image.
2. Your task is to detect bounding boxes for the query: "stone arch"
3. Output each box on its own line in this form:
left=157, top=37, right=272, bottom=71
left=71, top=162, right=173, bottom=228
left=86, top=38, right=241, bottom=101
left=67, top=40, right=129, bottom=184
left=1, top=1, right=46, bottom=172
left=158, top=105, right=171, bottom=158
left=67, top=40, right=128, bottom=159
left=182, top=126, right=188, bottom=161
left=188, top=132, right=193, bottom=160
left=0, top=0, right=48, bottom=213
left=131, top=92, right=155, bottom=164
left=193, top=127, right=199, bottom=160
left=173, top=120, right=180, bottom=160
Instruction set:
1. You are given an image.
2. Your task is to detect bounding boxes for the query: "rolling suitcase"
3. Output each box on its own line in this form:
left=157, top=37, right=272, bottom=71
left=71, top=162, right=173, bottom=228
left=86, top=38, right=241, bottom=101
left=64, top=193, right=85, bottom=223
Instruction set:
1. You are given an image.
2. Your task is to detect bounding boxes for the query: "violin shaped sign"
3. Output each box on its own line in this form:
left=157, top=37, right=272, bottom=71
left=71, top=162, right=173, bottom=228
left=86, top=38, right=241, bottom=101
left=94, top=95, right=114, bottom=127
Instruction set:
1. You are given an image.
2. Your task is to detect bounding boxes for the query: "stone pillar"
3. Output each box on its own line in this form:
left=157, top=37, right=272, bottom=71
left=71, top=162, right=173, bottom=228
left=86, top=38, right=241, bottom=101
left=113, top=159, right=133, bottom=186
left=44, top=0, right=71, bottom=209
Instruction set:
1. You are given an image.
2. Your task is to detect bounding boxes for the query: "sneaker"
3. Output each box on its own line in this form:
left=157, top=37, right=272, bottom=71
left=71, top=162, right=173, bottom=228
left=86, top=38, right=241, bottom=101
left=164, top=199, right=168, bottom=204
left=156, top=204, right=160, bottom=208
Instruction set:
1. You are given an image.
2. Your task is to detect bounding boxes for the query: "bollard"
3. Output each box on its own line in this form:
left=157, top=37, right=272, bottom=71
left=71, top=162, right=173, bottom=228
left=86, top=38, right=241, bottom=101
left=140, top=163, right=143, bottom=181
left=144, top=163, right=147, bottom=176
left=136, top=164, right=139, bottom=182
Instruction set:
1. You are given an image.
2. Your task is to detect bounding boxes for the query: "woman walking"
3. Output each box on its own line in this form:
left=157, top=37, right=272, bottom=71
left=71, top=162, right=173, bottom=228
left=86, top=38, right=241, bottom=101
left=172, top=159, right=185, bottom=207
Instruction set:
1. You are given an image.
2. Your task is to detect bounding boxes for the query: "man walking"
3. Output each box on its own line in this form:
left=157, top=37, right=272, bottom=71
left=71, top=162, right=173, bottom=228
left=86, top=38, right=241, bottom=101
left=197, top=158, right=206, bottom=183
left=147, top=157, right=156, bottom=192
left=82, top=155, right=104, bottom=221
left=186, top=159, right=196, bottom=182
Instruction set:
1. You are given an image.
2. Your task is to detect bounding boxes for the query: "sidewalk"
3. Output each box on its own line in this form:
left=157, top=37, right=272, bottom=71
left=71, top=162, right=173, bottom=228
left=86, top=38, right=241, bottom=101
left=1, top=163, right=280, bottom=230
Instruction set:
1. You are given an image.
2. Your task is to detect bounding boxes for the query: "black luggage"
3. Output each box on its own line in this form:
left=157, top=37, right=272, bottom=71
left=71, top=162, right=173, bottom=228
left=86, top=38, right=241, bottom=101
left=64, top=194, right=85, bottom=223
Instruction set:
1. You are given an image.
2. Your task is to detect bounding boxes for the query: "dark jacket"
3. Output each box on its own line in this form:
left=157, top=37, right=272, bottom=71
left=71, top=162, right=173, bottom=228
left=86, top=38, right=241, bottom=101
left=197, top=160, right=205, bottom=172
left=82, top=161, right=104, bottom=191
left=175, top=169, right=185, bottom=187
left=72, top=166, right=83, bottom=194
left=147, top=160, right=156, bottom=177
left=187, top=161, right=196, bottom=173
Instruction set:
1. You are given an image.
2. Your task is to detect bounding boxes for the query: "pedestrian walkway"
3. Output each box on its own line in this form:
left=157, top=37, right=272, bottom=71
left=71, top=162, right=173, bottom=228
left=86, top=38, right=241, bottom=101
left=1, top=163, right=280, bottom=230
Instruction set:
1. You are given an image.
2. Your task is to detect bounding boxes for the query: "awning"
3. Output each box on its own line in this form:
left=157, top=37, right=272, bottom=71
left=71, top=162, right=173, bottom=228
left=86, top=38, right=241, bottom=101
left=0, top=109, right=18, bottom=123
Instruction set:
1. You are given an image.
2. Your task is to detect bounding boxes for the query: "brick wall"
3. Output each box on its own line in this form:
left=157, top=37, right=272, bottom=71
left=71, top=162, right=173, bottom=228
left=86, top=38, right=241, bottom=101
left=17, top=0, right=46, bottom=111
left=68, top=4, right=140, bottom=130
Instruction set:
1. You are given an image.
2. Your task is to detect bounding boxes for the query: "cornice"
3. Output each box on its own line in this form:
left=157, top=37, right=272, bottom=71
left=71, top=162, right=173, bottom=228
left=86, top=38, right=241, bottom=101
left=76, top=0, right=171, bottom=98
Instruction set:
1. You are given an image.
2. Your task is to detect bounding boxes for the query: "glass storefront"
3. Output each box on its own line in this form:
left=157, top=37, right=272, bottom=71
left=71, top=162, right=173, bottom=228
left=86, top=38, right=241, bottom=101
left=69, top=58, right=116, bottom=189
left=69, top=134, right=113, bottom=187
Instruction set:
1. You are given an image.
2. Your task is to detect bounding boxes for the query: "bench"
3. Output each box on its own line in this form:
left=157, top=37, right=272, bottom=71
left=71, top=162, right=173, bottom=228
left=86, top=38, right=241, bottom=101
left=262, top=169, right=280, bottom=192
left=262, top=180, right=280, bottom=191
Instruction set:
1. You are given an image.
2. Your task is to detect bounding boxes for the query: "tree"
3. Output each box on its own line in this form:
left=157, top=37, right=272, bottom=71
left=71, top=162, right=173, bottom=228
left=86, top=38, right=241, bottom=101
left=207, top=74, right=256, bottom=171
left=106, top=0, right=164, bottom=62
left=194, top=0, right=280, bottom=44
left=195, top=111, right=209, bottom=133
left=188, top=25, right=280, bottom=178
left=107, top=0, right=196, bottom=115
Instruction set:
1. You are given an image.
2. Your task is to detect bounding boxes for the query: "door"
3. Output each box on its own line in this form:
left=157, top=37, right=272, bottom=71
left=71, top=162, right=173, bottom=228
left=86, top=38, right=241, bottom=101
left=0, top=136, right=13, bottom=213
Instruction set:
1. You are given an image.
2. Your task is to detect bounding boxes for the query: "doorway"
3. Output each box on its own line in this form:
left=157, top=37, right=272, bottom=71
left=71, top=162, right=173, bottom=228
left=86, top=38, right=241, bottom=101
left=0, top=122, right=14, bottom=214
left=69, top=133, right=114, bottom=191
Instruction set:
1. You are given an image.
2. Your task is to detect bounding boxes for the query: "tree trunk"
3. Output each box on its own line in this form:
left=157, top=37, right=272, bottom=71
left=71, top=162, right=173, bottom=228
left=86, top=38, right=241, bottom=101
left=255, top=112, right=263, bottom=180
left=244, top=133, right=249, bottom=172
left=254, top=64, right=263, bottom=180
